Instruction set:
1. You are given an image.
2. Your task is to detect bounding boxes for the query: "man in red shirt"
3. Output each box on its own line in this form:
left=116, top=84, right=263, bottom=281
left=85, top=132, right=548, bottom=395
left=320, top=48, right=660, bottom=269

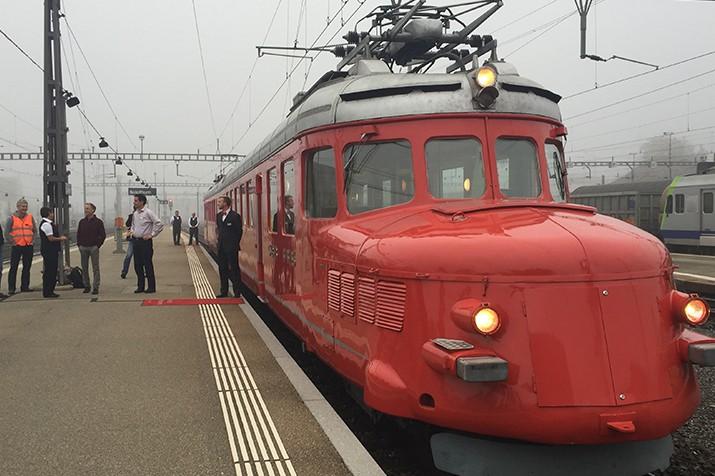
left=77, top=203, right=106, bottom=295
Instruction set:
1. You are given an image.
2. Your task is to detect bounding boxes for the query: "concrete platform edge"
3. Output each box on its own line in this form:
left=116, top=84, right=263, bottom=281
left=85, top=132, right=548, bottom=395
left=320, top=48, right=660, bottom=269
left=196, top=242, right=385, bottom=476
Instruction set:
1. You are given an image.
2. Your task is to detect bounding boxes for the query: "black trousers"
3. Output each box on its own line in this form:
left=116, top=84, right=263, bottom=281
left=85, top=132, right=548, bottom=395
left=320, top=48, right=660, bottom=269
left=172, top=228, right=181, bottom=245
left=188, top=228, right=198, bottom=245
left=8, top=245, right=34, bottom=292
left=133, top=239, right=156, bottom=291
left=42, top=251, right=59, bottom=296
left=218, top=247, right=241, bottom=296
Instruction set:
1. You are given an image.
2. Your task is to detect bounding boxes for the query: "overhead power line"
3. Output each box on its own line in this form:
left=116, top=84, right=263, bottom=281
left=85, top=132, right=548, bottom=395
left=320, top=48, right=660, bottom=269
left=0, top=26, right=44, bottom=71
left=489, top=0, right=560, bottom=34
left=563, top=49, right=715, bottom=100
left=61, top=15, right=138, bottom=150
left=569, top=125, right=715, bottom=154
left=190, top=0, right=218, bottom=141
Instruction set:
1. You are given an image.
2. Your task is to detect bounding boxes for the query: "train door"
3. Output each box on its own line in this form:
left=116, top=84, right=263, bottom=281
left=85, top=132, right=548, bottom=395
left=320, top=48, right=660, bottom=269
left=264, top=166, right=280, bottom=297
left=278, top=159, right=297, bottom=298
left=700, top=189, right=715, bottom=246
left=254, top=173, right=265, bottom=297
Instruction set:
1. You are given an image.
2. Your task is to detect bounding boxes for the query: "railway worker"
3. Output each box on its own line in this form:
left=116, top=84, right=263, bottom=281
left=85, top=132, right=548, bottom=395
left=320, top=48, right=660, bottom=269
left=216, top=195, right=242, bottom=298
left=0, top=220, right=6, bottom=299
left=6, top=198, right=37, bottom=295
left=129, top=194, right=163, bottom=294
left=170, top=210, right=182, bottom=246
left=188, top=212, right=199, bottom=245
left=76, top=203, right=106, bottom=295
left=120, top=209, right=135, bottom=279
left=272, top=195, right=295, bottom=235
left=39, top=206, right=68, bottom=298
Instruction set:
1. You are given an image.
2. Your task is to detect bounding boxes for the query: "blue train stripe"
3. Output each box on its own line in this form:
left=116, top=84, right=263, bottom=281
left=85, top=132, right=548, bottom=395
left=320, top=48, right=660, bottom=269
left=661, top=229, right=704, bottom=240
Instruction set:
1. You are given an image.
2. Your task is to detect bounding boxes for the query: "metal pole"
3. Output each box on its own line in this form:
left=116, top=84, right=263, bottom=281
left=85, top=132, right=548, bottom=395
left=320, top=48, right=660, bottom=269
left=82, top=150, right=86, bottom=205
left=102, top=163, right=106, bottom=219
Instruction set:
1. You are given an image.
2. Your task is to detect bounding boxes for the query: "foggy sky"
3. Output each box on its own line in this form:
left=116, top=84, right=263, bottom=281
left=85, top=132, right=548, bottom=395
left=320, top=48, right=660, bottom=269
left=1, top=0, right=714, bottom=219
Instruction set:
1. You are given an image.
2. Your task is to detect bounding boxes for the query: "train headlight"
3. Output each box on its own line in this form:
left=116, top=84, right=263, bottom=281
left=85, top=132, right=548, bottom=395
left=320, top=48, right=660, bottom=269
left=684, top=298, right=710, bottom=325
left=473, top=307, right=501, bottom=335
left=476, top=66, right=497, bottom=88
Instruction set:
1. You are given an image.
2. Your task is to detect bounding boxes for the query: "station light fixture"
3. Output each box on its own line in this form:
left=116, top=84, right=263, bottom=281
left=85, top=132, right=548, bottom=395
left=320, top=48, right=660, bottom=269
left=115, top=157, right=123, bottom=165
left=135, top=177, right=140, bottom=182
left=127, top=170, right=133, bottom=176
left=98, top=137, right=109, bottom=148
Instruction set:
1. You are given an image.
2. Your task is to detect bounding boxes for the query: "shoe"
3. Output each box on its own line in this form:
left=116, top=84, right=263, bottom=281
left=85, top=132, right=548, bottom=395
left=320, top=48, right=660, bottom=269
left=120, top=273, right=127, bottom=279
left=43, top=293, right=59, bottom=298
left=83, top=287, right=91, bottom=293
left=144, top=289, right=156, bottom=294
left=0, top=293, right=8, bottom=299
left=216, top=293, right=229, bottom=298
left=8, top=290, right=16, bottom=295
left=20, top=288, right=35, bottom=292
left=92, top=289, right=99, bottom=295
left=134, top=289, right=145, bottom=294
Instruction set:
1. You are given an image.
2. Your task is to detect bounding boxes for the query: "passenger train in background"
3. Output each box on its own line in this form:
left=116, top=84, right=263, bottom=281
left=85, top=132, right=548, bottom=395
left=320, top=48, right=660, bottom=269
left=572, top=166, right=715, bottom=253
left=202, top=2, right=715, bottom=475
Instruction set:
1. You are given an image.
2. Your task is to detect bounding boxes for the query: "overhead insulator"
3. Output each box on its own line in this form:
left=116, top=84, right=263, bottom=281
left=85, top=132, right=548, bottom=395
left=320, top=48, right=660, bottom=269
left=469, top=35, right=483, bottom=48
left=344, top=31, right=360, bottom=44
left=483, top=35, right=493, bottom=44
left=333, top=46, right=347, bottom=57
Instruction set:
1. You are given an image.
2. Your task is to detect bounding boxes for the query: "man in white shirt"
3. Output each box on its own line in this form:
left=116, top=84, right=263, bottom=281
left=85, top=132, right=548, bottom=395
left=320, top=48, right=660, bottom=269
left=129, top=194, right=164, bottom=293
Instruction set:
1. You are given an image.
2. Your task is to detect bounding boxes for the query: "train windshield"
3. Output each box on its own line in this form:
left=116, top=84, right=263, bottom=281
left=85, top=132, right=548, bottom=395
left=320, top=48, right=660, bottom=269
left=495, top=138, right=541, bottom=198
left=545, top=143, right=566, bottom=202
left=425, top=137, right=486, bottom=199
left=343, top=140, right=414, bottom=214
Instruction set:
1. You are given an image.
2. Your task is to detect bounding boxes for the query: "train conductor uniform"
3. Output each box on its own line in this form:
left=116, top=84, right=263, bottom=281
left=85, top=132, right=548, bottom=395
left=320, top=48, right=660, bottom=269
left=216, top=203, right=243, bottom=298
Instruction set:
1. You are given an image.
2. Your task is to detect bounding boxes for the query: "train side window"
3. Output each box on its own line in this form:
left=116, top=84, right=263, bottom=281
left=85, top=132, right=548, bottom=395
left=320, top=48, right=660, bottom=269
left=544, top=143, right=566, bottom=202
left=495, top=138, right=541, bottom=198
left=305, top=148, right=337, bottom=218
left=268, top=168, right=279, bottom=232
left=675, top=194, right=685, bottom=214
left=666, top=195, right=673, bottom=215
left=343, top=140, right=414, bottom=214
left=247, top=180, right=254, bottom=227
left=704, top=192, right=714, bottom=214
left=425, top=137, right=485, bottom=199
left=239, top=185, right=246, bottom=224
left=282, top=160, right=296, bottom=235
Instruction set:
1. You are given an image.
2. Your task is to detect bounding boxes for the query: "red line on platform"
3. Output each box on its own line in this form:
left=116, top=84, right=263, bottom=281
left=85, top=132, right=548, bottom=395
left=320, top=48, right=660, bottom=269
left=142, top=298, right=245, bottom=306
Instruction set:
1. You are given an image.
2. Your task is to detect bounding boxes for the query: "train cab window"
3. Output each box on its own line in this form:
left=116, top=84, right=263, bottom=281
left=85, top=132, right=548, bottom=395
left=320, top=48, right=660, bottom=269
left=704, top=192, right=714, bottom=214
left=666, top=195, right=673, bottom=215
left=425, top=138, right=485, bottom=199
left=545, top=143, right=566, bottom=202
left=282, top=160, right=296, bottom=235
left=675, top=194, right=685, bottom=214
left=268, top=168, right=279, bottom=232
left=495, top=138, right=541, bottom=198
left=343, top=140, right=414, bottom=214
left=305, top=148, right=337, bottom=218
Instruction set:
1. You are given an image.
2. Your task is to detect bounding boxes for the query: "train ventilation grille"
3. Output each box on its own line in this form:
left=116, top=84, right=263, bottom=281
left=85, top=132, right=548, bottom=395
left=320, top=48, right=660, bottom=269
left=328, top=270, right=341, bottom=313
left=375, top=281, right=407, bottom=332
left=340, top=273, right=355, bottom=317
left=357, top=277, right=377, bottom=324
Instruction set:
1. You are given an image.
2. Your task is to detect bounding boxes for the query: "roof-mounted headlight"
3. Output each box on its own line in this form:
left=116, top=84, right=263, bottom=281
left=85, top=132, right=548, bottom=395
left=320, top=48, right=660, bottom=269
left=476, top=66, right=497, bottom=88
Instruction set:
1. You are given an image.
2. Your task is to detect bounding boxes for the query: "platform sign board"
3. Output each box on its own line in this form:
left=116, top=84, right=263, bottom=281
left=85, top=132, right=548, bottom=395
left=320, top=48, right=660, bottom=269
left=128, top=187, right=157, bottom=196
left=157, top=199, right=169, bottom=205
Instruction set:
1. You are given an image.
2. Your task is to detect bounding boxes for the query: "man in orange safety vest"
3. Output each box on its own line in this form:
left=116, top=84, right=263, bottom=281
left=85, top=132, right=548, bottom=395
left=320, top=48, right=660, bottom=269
left=5, top=198, right=37, bottom=295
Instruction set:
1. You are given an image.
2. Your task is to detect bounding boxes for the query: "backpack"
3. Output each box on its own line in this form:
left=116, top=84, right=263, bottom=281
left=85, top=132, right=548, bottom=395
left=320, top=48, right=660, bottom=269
left=68, top=267, right=84, bottom=288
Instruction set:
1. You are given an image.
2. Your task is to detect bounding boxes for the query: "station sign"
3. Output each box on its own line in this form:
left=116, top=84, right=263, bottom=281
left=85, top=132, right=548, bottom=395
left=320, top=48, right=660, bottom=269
left=128, top=187, right=157, bottom=196
left=157, top=199, right=169, bottom=205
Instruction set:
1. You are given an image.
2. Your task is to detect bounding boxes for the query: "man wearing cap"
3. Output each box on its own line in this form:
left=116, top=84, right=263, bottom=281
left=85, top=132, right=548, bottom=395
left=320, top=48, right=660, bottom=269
left=5, top=198, right=37, bottom=295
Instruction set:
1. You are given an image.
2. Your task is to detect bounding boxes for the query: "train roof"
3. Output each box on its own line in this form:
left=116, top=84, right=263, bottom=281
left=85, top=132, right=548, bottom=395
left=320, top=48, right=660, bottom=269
left=571, top=179, right=672, bottom=196
left=670, top=173, right=715, bottom=188
left=207, top=60, right=562, bottom=198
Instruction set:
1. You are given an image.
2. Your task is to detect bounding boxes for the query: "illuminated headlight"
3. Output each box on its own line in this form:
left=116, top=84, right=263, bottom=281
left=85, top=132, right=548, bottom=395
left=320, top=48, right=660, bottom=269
left=685, top=298, right=710, bottom=325
left=473, top=307, right=501, bottom=335
left=476, top=66, right=497, bottom=88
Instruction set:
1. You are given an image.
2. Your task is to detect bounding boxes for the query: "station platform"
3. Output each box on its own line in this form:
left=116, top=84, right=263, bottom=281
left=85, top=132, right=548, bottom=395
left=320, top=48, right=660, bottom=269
left=672, top=253, right=715, bottom=298
left=0, top=233, right=383, bottom=476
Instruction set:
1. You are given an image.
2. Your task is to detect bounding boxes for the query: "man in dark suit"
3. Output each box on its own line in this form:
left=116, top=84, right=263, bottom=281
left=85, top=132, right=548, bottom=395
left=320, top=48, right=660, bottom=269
left=216, top=195, right=243, bottom=298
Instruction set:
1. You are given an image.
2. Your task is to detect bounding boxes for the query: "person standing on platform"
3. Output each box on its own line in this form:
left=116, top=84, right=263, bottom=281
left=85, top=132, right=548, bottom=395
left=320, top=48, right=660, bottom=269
left=6, top=198, right=37, bottom=295
left=121, top=209, right=135, bottom=279
left=129, top=194, right=163, bottom=294
left=170, top=210, right=182, bottom=245
left=188, top=212, right=199, bottom=245
left=39, top=207, right=68, bottom=298
left=77, top=203, right=106, bottom=295
left=216, top=195, right=242, bottom=298
left=0, top=221, right=6, bottom=299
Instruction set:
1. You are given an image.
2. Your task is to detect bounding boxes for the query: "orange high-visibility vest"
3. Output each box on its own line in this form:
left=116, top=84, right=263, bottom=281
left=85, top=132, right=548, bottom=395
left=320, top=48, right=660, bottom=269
left=10, top=214, right=34, bottom=246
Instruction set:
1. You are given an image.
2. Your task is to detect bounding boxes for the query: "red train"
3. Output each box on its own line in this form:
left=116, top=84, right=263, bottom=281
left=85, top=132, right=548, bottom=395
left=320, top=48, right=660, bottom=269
left=204, top=3, right=715, bottom=475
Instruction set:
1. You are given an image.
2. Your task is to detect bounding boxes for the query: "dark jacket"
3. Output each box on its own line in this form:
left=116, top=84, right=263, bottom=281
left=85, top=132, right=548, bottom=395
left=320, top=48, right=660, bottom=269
left=77, top=215, right=106, bottom=248
left=39, top=218, right=61, bottom=255
left=0, top=222, right=4, bottom=246
left=216, top=210, right=243, bottom=252
left=171, top=215, right=182, bottom=231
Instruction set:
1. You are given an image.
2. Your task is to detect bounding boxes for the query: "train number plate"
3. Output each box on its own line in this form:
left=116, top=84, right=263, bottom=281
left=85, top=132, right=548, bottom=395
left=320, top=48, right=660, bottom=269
left=432, top=338, right=475, bottom=351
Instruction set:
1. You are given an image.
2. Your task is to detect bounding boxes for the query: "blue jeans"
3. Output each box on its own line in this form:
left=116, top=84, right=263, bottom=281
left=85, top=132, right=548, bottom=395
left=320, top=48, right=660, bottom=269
left=121, top=240, right=134, bottom=276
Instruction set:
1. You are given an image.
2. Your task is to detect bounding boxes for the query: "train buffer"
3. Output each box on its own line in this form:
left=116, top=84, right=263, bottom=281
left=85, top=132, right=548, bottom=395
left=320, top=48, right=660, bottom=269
left=0, top=233, right=382, bottom=476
